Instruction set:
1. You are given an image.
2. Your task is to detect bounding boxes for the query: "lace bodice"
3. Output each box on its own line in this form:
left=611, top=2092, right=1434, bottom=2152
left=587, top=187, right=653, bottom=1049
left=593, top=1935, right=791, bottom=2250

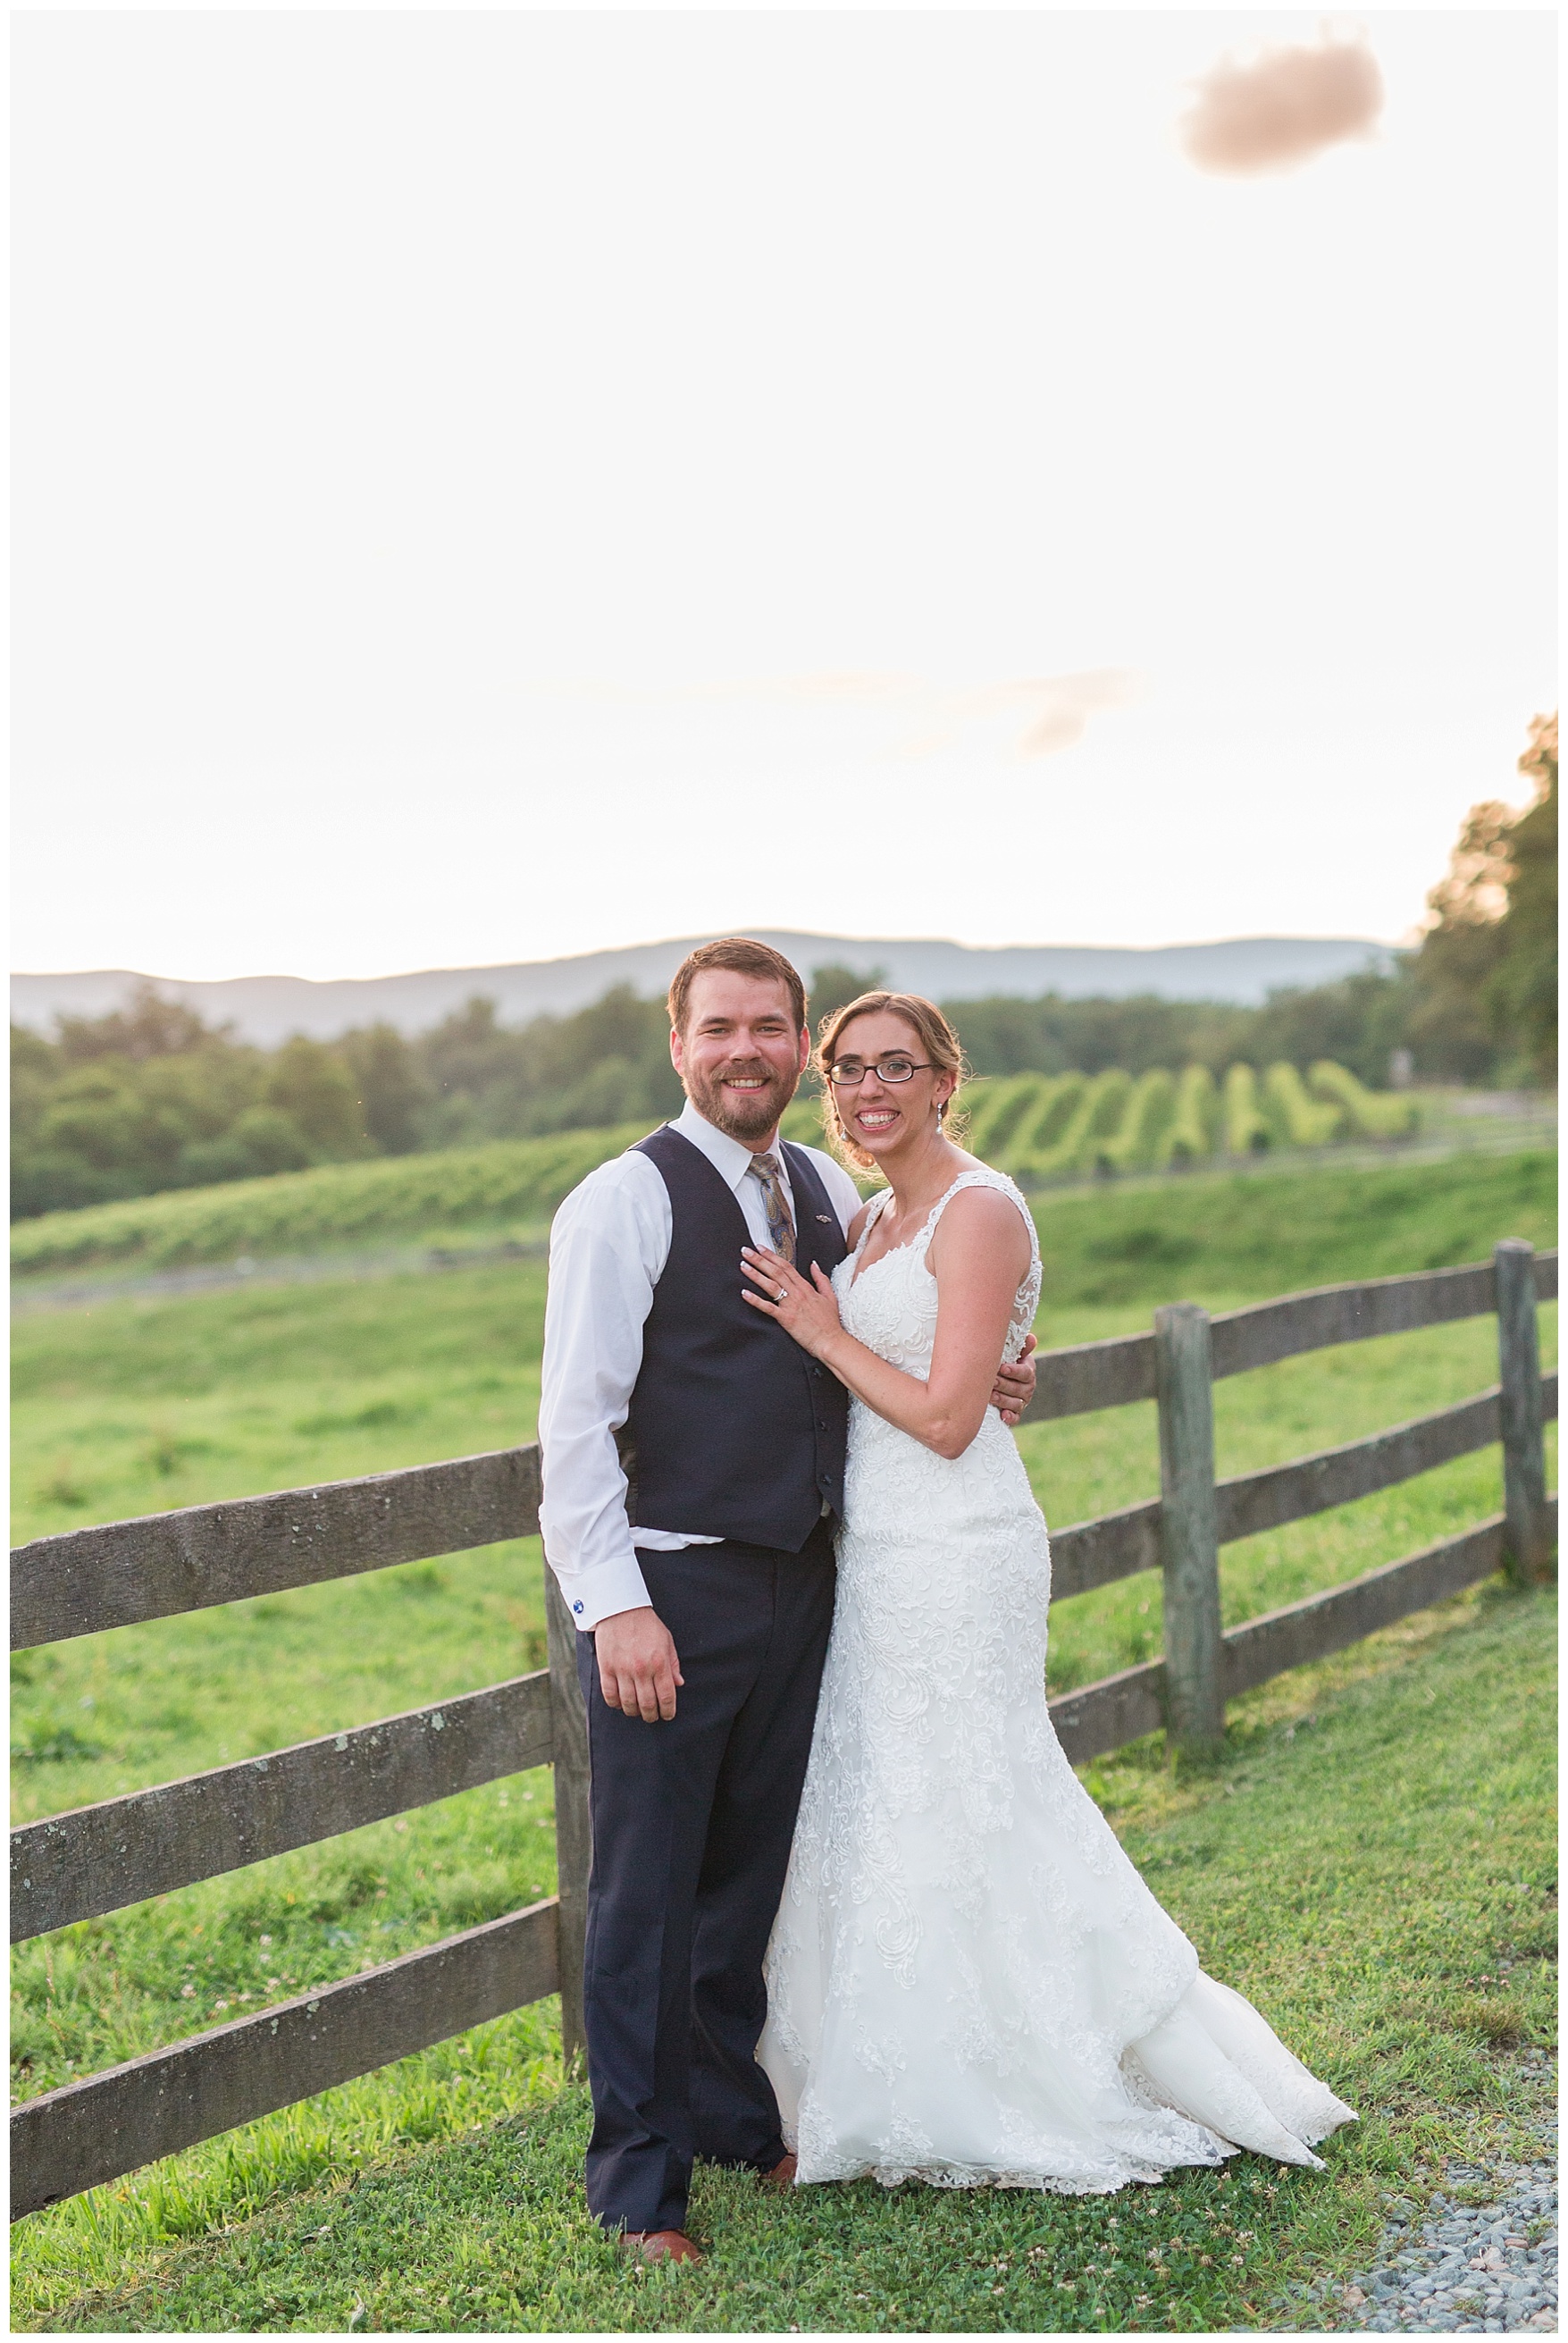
left=834, top=1163, right=1043, bottom=1380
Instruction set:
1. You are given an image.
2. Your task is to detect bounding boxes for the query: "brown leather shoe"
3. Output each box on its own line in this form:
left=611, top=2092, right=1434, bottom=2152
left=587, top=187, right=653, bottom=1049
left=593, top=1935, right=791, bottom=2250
left=759, top=2152, right=798, bottom=2188
left=620, top=2229, right=704, bottom=2264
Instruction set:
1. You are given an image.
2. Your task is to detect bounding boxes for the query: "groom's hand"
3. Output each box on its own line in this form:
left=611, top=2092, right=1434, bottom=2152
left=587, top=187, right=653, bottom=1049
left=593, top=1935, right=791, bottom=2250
left=992, top=1331, right=1038, bottom=1425
left=594, top=1606, right=684, bottom=1723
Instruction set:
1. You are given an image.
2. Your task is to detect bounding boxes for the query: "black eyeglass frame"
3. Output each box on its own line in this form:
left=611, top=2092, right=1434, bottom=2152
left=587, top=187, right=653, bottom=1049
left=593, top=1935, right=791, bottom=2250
left=826, top=1056, right=937, bottom=1088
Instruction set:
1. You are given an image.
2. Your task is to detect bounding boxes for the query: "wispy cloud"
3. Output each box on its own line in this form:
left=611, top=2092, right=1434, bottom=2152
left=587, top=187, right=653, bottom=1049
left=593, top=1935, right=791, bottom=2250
left=534, top=669, right=1139, bottom=760
left=1181, top=30, right=1383, bottom=175
left=529, top=669, right=1138, bottom=759
left=704, top=669, right=1140, bottom=759
left=888, top=672, right=1140, bottom=760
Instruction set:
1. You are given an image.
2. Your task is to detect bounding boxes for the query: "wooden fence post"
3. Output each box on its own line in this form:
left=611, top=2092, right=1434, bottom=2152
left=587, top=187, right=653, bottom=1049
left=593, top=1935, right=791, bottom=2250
left=544, top=1565, right=591, bottom=2073
left=1155, top=1302, right=1225, bottom=1756
left=1495, top=1239, right=1553, bottom=1586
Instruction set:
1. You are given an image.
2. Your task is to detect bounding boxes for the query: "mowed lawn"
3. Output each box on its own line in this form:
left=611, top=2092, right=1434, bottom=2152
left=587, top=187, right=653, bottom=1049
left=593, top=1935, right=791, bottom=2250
left=9, top=1149, right=1558, bottom=2329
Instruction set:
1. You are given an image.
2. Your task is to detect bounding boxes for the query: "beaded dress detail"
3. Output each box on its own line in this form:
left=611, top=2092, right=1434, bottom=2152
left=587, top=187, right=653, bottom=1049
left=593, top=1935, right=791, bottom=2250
left=759, top=1164, right=1354, bottom=2193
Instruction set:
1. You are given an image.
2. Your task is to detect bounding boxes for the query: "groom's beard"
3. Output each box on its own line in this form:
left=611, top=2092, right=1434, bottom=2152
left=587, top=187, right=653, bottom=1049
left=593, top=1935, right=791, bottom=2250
left=684, top=1056, right=800, bottom=1145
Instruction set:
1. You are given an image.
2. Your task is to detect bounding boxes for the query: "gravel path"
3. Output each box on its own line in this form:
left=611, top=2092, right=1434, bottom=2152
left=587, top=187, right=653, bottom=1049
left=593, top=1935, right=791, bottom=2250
left=1282, top=2133, right=1557, bottom=2334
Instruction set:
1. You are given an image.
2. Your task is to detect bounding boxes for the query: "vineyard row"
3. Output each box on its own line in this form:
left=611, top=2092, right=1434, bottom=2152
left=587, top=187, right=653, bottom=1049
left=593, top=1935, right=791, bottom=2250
left=935, top=1060, right=1418, bottom=1183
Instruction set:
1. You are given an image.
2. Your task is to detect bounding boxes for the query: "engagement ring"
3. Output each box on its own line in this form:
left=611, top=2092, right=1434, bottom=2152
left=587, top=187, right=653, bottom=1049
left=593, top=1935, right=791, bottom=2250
left=776, top=1284, right=788, bottom=1302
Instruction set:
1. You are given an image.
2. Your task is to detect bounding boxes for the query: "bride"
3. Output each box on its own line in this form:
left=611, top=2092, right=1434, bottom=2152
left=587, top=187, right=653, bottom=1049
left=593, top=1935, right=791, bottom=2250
left=739, top=990, right=1354, bottom=2195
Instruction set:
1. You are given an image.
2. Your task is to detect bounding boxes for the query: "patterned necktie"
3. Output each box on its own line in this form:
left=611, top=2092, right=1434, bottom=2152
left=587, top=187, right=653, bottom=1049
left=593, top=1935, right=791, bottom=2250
left=747, top=1150, right=796, bottom=1265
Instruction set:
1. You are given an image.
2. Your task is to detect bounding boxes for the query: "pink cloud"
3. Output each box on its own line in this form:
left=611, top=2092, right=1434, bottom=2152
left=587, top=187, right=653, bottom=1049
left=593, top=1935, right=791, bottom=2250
left=1182, top=32, right=1383, bottom=175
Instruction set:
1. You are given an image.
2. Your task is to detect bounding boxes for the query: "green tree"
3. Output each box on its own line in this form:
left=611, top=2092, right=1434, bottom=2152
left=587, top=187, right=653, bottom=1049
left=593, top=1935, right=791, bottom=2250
left=263, top=1037, right=374, bottom=1162
left=55, top=984, right=220, bottom=1064
left=808, top=963, right=888, bottom=1035
left=340, top=1023, right=429, bottom=1155
left=1484, top=712, right=1557, bottom=1084
left=1408, top=712, right=1559, bottom=1088
left=1406, top=802, right=1513, bottom=1084
left=1245, top=967, right=1413, bottom=1090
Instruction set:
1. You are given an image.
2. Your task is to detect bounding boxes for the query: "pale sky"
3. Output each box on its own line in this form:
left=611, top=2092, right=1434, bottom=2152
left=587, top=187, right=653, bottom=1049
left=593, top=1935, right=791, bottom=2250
left=12, top=10, right=1557, bottom=983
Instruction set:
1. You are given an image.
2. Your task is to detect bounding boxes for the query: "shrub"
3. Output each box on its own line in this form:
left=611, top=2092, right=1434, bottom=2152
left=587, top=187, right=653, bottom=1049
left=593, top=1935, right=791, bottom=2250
left=965, top=1073, right=1052, bottom=1163
left=1156, top=1065, right=1219, bottom=1168
left=1004, top=1074, right=1087, bottom=1172
left=1309, top=1060, right=1421, bottom=1140
left=1022, top=1069, right=1133, bottom=1180
left=1262, top=1062, right=1343, bottom=1150
left=1096, top=1068, right=1178, bottom=1174
left=1222, top=1064, right=1271, bottom=1155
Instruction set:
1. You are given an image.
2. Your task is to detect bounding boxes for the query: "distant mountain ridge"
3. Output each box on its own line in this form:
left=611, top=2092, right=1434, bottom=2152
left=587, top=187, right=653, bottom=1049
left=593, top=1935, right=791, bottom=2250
left=12, top=932, right=1396, bottom=1046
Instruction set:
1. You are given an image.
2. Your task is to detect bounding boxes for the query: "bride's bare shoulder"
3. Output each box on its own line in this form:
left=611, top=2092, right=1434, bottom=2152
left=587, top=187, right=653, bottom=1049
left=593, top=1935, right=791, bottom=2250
left=929, top=1177, right=1032, bottom=1268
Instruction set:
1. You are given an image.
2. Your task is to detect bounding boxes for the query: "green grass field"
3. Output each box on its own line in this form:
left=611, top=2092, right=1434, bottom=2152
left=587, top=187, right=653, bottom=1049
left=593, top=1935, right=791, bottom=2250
left=10, top=1148, right=1557, bottom=2330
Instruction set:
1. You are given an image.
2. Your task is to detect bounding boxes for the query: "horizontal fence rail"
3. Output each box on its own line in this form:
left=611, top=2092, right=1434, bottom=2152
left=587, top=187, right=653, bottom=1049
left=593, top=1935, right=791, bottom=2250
left=1003, top=1373, right=1558, bottom=1602
left=1217, top=1513, right=1528, bottom=1699
left=11, top=1901, right=559, bottom=2221
left=11, top=1447, right=544, bottom=1652
left=1020, top=1249, right=1557, bottom=1425
left=1215, top=1375, right=1558, bottom=1548
left=11, top=1674, right=555, bottom=1945
left=10, top=1244, right=1557, bottom=2221
left=1047, top=1506, right=1548, bottom=1769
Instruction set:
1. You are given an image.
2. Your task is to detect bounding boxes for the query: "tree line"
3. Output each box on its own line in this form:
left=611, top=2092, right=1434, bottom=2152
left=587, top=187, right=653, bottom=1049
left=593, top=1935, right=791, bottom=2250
left=10, top=715, right=1555, bottom=1221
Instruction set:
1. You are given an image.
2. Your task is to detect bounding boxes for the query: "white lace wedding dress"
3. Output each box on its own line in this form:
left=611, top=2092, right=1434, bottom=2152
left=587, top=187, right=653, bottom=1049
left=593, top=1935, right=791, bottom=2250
left=759, top=1165, right=1355, bottom=2194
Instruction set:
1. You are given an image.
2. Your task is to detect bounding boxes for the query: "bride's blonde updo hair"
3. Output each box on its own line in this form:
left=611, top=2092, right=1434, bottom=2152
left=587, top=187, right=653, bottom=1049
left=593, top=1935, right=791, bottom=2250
left=815, top=990, right=970, bottom=1172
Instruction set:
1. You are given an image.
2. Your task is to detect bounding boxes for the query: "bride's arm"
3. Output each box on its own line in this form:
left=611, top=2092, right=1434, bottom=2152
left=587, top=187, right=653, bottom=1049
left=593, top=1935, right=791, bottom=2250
left=742, top=1188, right=1031, bottom=1460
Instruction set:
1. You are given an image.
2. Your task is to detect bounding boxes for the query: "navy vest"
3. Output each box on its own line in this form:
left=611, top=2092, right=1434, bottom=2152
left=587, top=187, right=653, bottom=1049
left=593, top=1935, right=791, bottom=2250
left=626, top=1125, right=850, bottom=1551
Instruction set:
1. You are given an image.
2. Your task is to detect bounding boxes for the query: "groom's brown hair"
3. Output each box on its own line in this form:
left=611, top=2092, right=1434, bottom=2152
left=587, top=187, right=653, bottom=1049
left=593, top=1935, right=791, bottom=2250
left=667, top=938, right=808, bottom=1036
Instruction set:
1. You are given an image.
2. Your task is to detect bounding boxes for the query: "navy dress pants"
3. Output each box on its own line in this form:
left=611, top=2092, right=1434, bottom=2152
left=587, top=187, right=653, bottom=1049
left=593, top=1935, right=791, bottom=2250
left=575, top=1524, right=837, bottom=2237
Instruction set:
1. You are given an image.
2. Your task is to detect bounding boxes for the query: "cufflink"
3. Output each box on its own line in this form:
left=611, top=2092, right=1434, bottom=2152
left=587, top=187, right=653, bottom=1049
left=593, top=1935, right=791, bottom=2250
left=573, top=1600, right=583, bottom=1614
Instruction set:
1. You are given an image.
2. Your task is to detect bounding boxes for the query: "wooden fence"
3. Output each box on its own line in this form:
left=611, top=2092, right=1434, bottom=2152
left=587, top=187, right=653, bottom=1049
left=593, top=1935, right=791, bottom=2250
left=9, top=1240, right=1556, bottom=2221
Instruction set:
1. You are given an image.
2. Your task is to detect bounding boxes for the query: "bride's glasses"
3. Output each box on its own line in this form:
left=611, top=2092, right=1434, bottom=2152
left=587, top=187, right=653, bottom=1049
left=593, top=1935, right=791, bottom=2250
left=826, top=1055, right=935, bottom=1087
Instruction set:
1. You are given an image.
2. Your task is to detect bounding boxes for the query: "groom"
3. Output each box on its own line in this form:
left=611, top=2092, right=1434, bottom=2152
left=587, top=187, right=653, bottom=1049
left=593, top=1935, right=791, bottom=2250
left=538, top=937, right=1036, bottom=2262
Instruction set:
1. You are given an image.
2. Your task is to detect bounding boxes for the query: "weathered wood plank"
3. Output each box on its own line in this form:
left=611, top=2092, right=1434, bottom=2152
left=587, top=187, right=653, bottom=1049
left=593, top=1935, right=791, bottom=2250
left=11, top=1444, right=543, bottom=1650
left=1020, top=1251, right=1557, bottom=1423
left=1214, top=1388, right=1504, bottom=1549
left=1496, top=1241, right=1553, bottom=1585
left=1049, top=1499, right=1162, bottom=1600
left=1220, top=1512, right=1520, bottom=1699
left=1155, top=1302, right=1223, bottom=1755
left=1049, top=1658, right=1165, bottom=1768
left=1019, top=1331, right=1156, bottom=1424
left=544, top=1566, right=592, bottom=2071
left=1049, top=1373, right=1559, bottom=1595
left=1209, top=1261, right=1498, bottom=1380
left=11, top=1673, right=554, bottom=1944
left=10, top=1899, right=560, bottom=2220
left=1050, top=1504, right=1548, bottom=1775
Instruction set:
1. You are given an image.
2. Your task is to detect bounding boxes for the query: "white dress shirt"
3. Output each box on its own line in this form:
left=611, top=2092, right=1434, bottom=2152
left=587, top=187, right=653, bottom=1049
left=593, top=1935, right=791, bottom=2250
left=538, top=1097, right=866, bottom=1630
